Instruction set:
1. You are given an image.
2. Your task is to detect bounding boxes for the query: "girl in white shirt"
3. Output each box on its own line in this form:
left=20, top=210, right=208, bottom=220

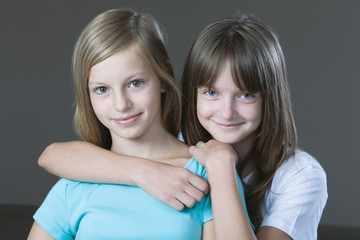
left=183, top=15, right=328, bottom=239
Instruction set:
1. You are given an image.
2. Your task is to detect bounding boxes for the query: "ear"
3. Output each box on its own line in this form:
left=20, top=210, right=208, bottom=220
left=161, top=83, right=167, bottom=93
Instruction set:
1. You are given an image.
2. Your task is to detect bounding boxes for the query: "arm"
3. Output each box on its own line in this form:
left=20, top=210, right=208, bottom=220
left=190, top=140, right=296, bottom=240
left=202, top=220, right=215, bottom=240
left=256, top=227, right=292, bottom=240
left=191, top=140, right=258, bottom=240
left=39, top=141, right=209, bottom=211
left=28, top=222, right=56, bottom=240
left=200, top=222, right=290, bottom=240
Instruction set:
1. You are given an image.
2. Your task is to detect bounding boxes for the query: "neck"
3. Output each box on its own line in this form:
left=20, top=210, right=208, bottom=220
left=110, top=127, right=189, bottom=161
left=232, top=132, right=258, bottom=179
left=111, top=129, right=163, bottom=159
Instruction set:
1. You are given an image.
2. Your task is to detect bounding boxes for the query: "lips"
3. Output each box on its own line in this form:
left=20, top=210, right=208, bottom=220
left=214, top=121, right=243, bottom=129
left=113, top=113, right=142, bottom=125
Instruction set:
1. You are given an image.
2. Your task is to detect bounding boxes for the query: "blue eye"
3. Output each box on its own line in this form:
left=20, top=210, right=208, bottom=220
left=241, top=93, right=253, bottom=99
left=205, top=90, right=217, bottom=97
left=129, top=80, right=143, bottom=88
left=95, top=87, right=109, bottom=94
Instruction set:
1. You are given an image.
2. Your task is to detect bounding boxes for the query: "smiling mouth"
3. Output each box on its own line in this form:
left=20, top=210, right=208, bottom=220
left=214, top=121, right=243, bottom=129
left=113, top=113, right=142, bottom=125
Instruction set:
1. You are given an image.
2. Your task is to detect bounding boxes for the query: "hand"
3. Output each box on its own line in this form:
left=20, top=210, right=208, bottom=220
left=189, top=140, right=238, bottom=168
left=136, top=161, right=209, bottom=211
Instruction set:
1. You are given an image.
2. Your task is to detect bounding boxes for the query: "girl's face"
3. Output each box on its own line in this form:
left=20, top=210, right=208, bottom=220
left=88, top=47, right=165, bottom=143
left=196, top=60, right=263, bottom=148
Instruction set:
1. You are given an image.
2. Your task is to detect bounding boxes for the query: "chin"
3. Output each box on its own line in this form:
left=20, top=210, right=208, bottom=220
left=213, top=132, right=252, bottom=145
left=212, top=135, right=239, bottom=145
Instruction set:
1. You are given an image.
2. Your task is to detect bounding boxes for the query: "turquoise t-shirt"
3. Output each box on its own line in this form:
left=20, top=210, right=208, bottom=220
left=34, top=157, right=250, bottom=239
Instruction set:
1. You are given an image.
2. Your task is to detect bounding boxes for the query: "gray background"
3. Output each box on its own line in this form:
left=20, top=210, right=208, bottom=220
left=1, top=0, right=359, bottom=228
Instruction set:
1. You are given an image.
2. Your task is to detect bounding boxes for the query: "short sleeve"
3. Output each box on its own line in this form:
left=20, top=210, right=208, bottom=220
left=261, top=161, right=328, bottom=239
left=33, top=179, right=74, bottom=240
left=201, top=193, right=213, bottom=223
left=198, top=164, right=213, bottom=223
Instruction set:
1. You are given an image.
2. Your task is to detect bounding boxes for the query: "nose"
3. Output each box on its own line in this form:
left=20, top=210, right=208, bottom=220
left=113, top=91, right=132, bottom=112
left=219, top=97, right=236, bottom=120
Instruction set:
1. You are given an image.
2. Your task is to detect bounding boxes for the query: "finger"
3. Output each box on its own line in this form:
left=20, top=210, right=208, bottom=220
left=175, top=191, right=197, bottom=209
left=184, top=185, right=204, bottom=202
left=203, top=180, right=210, bottom=195
left=189, top=174, right=210, bottom=195
left=196, top=141, right=204, bottom=147
left=189, top=145, right=195, bottom=155
left=168, top=198, right=185, bottom=211
left=208, top=139, right=217, bottom=144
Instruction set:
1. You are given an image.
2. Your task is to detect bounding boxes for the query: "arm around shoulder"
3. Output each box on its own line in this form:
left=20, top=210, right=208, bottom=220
left=38, top=141, right=209, bottom=211
left=38, top=141, right=146, bottom=184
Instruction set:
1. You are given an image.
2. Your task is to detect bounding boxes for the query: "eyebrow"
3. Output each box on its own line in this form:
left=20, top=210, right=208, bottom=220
left=88, top=70, right=151, bottom=85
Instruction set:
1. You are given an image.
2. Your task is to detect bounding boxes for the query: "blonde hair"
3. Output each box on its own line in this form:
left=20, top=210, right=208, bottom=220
left=181, top=14, right=297, bottom=230
left=73, top=9, right=181, bottom=149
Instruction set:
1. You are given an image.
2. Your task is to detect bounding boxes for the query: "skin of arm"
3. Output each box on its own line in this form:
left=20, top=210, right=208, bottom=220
left=38, top=141, right=209, bottom=211
left=190, top=140, right=293, bottom=240
left=202, top=220, right=215, bottom=240
left=27, top=222, right=55, bottom=240
left=190, top=140, right=255, bottom=240
left=256, top=227, right=293, bottom=240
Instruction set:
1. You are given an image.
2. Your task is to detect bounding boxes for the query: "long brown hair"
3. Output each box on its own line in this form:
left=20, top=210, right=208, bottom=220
left=181, top=14, right=297, bottom=230
left=72, top=9, right=182, bottom=149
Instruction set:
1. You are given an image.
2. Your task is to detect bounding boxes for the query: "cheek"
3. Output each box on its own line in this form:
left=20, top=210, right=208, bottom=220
left=247, top=104, right=263, bottom=126
left=140, top=87, right=162, bottom=114
left=196, top=98, right=212, bottom=120
left=90, top=96, right=107, bottom=120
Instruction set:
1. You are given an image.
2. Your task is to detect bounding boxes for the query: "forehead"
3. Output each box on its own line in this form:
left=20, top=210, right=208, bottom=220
left=200, top=59, right=248, bottom=92
left=212, top=60, right=238, bottom=87
left=89, top=47, right=153, bottom=82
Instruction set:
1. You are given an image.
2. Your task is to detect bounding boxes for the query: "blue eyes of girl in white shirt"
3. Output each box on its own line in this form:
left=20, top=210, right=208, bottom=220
left=205, top=90, right=217, bottom=97
left=241, top=93, right=254, bottom=99
left=204, top=90, right=254, bottom=100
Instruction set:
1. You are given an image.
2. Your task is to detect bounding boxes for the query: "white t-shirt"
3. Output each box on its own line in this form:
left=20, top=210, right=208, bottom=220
left=243, top=150, right=328, bottom=240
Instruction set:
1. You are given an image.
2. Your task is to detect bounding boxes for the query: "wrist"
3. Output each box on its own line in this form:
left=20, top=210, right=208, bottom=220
left=205, top=156, right=236, bottom=179
left=129, top=157, right=152, bottom=187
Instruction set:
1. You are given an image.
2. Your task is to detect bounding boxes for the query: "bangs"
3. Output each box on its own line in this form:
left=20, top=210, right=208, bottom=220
left=230, top=41, right=265, bottom=94
left=197, top=37, right=264, bottom=94
left=197, top=50, right=225, bottom=88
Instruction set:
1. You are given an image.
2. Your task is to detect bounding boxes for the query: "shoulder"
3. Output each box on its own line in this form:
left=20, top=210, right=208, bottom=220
left=273, top=149, right=326, bottom=185
left=47, top=178, right=73, bottom=195
left=52, top=178, right=105, bottom=198
left=281, top=149, right=324, bottom=170
left=55, top=178, right=87, bottom=189
left=262, top=150, right=328, bottom=239
left=43, top=179, right=86, bottom=204
left=267, top=149, right=328, bottom=206
left=186, top=157, right=208, bottom=179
